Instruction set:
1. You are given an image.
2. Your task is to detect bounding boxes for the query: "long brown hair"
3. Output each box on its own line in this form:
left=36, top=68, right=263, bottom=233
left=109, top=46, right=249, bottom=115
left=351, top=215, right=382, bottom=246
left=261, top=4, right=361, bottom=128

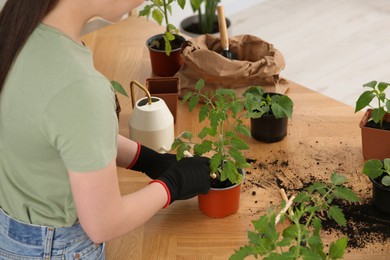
left=0, top=0, right=59, bottom=94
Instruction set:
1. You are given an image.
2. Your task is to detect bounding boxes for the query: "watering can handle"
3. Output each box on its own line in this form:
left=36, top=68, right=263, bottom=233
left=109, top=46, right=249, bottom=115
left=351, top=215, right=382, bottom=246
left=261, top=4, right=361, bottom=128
left=130, top=80, right=153, bottom=108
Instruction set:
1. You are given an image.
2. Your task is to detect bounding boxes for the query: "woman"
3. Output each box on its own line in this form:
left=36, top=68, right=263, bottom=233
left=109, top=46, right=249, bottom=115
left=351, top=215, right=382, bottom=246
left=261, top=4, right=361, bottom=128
left=0, top=0, right=210, bottom=259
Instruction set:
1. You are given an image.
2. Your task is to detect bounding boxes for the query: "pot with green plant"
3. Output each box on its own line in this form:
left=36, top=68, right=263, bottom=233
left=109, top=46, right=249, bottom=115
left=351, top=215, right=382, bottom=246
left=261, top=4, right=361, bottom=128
left=230, top=173, right=360, bottom=260
left=171, top=79, right=259, bottom=218
left=180, top=0, right=231, bottom=38
left=355, top=80, right=390, bottom=160
left=139, top=0, right=187, bottom=76
left=110, top=80, right=129, bottom=119
left=243, top=87, right=294, bottom=143
left=362, top=158, right=390, bottom=214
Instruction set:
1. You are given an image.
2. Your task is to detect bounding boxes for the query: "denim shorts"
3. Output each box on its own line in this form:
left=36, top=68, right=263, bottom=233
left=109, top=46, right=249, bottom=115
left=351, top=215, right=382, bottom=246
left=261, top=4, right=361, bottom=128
left=0, top=208, right=105, bottom=260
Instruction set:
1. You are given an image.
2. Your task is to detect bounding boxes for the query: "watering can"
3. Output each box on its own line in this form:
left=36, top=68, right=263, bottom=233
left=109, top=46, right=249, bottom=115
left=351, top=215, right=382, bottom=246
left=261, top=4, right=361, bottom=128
left=128, top=80, right=174, bottom=153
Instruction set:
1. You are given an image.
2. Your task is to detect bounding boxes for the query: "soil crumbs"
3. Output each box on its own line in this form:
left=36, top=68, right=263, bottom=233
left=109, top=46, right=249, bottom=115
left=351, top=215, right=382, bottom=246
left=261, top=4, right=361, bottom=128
left=242, top=139, right=390, bottom=251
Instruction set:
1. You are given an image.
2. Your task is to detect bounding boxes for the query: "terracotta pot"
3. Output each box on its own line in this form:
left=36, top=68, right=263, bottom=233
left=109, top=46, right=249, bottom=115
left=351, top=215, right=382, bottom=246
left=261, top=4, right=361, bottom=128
left=198, top=170, right=244, bottom=218
left=146, top=77, right=179, bottom=122
left=146, top=34, right=185, bottom=77
left=370, top=176, right=390, bottom=215
left=359, top=109, right=390, bottom=160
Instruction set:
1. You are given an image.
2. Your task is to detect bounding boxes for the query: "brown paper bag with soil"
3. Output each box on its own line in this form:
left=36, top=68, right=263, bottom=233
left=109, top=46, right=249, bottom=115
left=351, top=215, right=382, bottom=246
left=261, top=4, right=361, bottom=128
left=175, top=34, right=288, bottom=97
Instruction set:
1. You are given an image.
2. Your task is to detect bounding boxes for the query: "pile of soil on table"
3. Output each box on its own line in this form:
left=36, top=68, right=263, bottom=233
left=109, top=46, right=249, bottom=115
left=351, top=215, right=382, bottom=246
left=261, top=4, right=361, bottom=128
left=242, top=139, right=390, bottom=250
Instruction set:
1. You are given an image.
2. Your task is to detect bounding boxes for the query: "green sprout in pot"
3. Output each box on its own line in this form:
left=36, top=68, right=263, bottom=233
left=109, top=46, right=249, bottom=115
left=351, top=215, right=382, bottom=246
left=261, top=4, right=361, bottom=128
left=363, top=158, right=390, bottom=186
left=171, top=79, right=259, bottom=185
left=230, top=173, right=360, bottom=260
left=139, top=0, right=186, bottom=55
left=355, top=80, right=390, bottom=129
left=189, top=0, right=220, bottom=34
left=243, top=86, right=294, bottom=119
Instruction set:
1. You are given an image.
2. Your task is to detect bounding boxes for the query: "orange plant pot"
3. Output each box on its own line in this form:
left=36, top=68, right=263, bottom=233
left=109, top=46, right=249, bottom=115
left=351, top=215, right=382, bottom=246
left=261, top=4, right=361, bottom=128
left=198, top=179, right=243, bottom=218
left=359, top=109, right=390, bottom=160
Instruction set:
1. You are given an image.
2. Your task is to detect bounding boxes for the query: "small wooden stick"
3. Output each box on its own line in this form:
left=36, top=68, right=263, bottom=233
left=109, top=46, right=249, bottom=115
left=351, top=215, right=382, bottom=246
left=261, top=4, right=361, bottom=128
left=279, top=188, right=294, bottom=216
left=275, top=195, right=295, bottom=225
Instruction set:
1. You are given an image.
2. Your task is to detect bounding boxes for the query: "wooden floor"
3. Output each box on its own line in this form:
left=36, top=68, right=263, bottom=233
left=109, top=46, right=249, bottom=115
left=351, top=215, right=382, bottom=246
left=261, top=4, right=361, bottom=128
left=230, top=0, right=390, bottom=107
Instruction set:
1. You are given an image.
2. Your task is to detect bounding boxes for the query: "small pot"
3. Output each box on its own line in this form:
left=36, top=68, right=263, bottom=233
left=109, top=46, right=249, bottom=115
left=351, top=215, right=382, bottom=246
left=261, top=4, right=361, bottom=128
left=360, top=109, right=390, bottom=160
left=370, top=176, right=390, bottom=215
left=250, top=113, right=288, bottom=143
left=197, top=170, right=244, bottom=218
left=146, top=77, right=179, bottom=122
left=147, top=34, right=185, bottom=77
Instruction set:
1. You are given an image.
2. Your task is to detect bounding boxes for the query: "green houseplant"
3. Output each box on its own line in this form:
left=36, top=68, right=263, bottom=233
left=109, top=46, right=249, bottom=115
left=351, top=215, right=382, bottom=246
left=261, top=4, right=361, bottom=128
left=362, top=158, right=390, bottom=214
left=230, top=173, right=360, bottom=260
left=244, top=86, right=294, bottom=143
left=180, top=0, right=231, bottom=37
left=139, top=0, right=187, bottom=76
left=171, top=79, right=258, bottom=217
left=354, top=80, right=390, bottom=160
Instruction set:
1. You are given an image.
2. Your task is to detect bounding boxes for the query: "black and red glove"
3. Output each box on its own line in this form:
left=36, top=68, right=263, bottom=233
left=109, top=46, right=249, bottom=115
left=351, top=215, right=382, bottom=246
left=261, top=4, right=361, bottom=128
left=126, top=143, right=178, bottom=179
left=150, top=156, right=211, bottom=207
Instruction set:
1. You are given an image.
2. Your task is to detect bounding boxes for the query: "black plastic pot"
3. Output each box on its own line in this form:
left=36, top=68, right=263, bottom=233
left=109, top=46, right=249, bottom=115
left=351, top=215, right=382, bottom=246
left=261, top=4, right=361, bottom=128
left=250, top=113, right=288, bottom=143
left=370, top=176, right=390, bottom=215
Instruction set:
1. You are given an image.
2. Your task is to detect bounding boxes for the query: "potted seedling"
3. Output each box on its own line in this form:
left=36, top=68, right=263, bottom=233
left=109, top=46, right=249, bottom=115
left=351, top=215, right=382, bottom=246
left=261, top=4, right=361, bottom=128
left=362, top=158, right=390, bottom=214
left=139, top=0, right=187, bottom=76
left=355, top=80, right=390, bottom=160
left=171, top=79, right=257, bottom=218
left=110, top=80, right=129, bottom=119
left=180, top=0, right=231, bottom=38
left=230, top=173, right=360, bottom=260
left=243, top=86, right=294, bottom=143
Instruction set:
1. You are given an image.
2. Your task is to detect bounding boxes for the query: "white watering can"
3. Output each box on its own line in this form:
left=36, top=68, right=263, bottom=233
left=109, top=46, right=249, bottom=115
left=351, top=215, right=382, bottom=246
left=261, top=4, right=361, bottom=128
left=128, top=80, right=174, bottom=153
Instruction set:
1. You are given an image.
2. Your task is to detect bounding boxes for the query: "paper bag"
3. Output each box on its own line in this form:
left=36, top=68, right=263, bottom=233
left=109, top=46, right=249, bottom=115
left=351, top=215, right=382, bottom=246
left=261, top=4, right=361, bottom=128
left=175, top=34, right=287, bottom=97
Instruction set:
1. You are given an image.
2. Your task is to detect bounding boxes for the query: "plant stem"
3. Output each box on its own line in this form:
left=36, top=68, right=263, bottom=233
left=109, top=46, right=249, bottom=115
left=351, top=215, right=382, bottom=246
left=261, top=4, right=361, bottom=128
left=163, top=0, right=169, bottom=32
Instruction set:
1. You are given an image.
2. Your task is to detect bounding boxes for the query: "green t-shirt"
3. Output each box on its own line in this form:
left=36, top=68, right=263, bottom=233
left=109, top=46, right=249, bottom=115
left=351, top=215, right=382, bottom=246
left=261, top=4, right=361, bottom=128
left=0, top=24, right=118, bottom=227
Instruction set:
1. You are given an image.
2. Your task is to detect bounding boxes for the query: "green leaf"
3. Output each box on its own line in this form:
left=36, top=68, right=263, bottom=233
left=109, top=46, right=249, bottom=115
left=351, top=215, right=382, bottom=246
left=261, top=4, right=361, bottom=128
left=363, top=80, right=377, bottom=89
left=355, top=90, right=375, bottom=112
left=177, top=0, right=186, bottom=9
left=188, top=95, right=200, bottom=112
left=209, top=153, right=222, bottom=174
left=110, top=80, right=128, bottom=97
left=193, top=140, right=212, bottom=156
left=330, top=172, right=347, bottom=185
left=328, top=237, right=347, bottom=259
left=151, top=9, right=164, bottom=25
left=180, top=131, right=193, bottom=140
left=328, top=205, right=346, bottom=226
left=333, top=186, right=360, bottom=202
left=384, top=158, right=390, bottom=174
left=363, top=159, right=384, bottom=179
left=195, top=78, right=205, bottom=91
left=382, top=176, right=390, bottom=186
left=371, top=107, right=385, bottom=124
left=377, top=81, right=390, bottom=92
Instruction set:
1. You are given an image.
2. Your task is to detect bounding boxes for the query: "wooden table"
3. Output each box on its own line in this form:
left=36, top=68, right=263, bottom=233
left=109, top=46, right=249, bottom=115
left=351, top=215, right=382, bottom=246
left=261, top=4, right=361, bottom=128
left=81, top=16, right=389, bottom=260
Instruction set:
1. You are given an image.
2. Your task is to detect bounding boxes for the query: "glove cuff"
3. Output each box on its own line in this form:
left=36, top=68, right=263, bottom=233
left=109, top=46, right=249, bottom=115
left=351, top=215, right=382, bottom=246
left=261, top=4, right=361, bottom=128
left=149, top=180, right=171, bottom=208
left=126, top=142, right=141, bottom=169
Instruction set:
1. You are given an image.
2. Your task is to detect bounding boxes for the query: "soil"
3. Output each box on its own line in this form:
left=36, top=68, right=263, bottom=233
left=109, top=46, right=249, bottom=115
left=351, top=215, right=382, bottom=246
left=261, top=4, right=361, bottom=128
left=241, top=139, right=390, bottom=250
left=365, top=120, right=390, bottom=131
left=149, top=35, right=184, bottom=51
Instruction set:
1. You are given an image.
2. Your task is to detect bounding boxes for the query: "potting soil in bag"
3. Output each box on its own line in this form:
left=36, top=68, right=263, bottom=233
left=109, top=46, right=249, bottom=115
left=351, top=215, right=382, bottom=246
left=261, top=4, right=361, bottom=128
left=175, top=34, right=288, bottom=97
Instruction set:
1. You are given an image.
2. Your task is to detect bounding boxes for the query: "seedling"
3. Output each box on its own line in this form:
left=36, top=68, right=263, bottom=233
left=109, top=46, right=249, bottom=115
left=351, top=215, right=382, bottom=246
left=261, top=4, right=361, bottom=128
left=230, top=173, right=360, bottom=260
left=243, top=86, right=293, bottom=119
left=139, top=0, right=186, bottom=55
left=355, top=80, right=390, bottom=129
left=363, top=158, right=390, bottom=186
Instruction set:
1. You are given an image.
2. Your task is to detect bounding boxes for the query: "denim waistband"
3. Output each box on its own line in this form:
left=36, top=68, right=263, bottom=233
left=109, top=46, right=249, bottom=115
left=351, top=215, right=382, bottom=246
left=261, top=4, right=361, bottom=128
left=0, top=207, right=89, bottom=248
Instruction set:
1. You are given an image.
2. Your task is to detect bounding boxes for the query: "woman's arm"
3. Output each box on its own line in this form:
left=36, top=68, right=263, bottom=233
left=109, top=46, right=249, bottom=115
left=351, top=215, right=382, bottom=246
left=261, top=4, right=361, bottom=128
left=116, top=134, right=138, bottom=168
left=68, top=158, right=167, bottom=243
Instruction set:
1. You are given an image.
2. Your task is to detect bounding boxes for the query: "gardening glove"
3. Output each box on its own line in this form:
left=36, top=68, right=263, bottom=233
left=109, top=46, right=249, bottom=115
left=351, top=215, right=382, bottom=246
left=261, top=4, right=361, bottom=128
left=150, top=156, right=211, bottom=207
left=126, top=142, right=178, bottom=179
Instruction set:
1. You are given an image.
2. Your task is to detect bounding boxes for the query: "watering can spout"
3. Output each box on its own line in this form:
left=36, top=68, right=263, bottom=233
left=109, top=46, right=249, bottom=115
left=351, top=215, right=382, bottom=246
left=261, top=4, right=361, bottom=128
left=128, top=80, right=174, bottom=153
